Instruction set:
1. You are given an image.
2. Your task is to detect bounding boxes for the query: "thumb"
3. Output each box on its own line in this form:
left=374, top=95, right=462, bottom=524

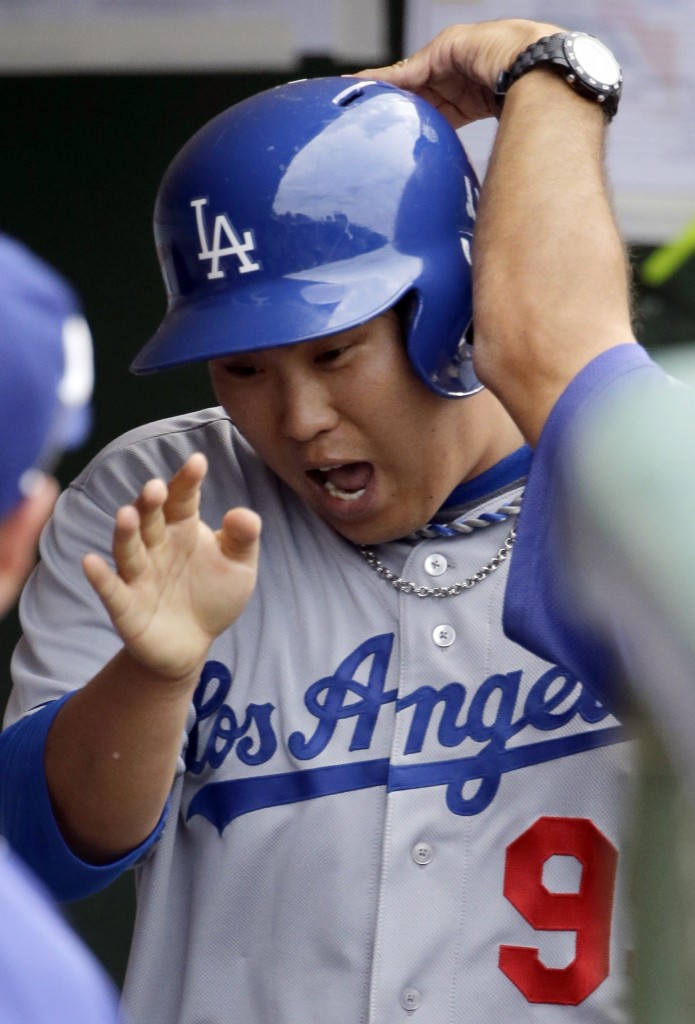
left=217, top=507, right=262, bottom=564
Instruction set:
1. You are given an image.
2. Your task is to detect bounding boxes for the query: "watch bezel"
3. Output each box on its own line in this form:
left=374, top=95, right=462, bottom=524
left=562, top=32, right=623, bottom=103
left=495, top=31, right=623, bottom=120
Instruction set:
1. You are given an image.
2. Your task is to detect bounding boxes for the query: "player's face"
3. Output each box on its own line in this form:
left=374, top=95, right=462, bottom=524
left=209, top=311, right=522, bottom=545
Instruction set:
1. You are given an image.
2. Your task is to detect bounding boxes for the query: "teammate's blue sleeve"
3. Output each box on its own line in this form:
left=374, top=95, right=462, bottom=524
left=504, top=343, right=665, bottom=710
left=0, top=840, right=124, bottom=1023
left=0, top=693, right=168, bottom=901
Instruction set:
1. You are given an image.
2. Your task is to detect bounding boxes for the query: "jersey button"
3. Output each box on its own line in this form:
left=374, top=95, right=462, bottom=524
left=411, top=841, right=434, bottom=865
left=424, top=553, right=448, bottom=576
left=432, top=624, right=456, bottom=647
left=400, top=987, right=422, bottom=1011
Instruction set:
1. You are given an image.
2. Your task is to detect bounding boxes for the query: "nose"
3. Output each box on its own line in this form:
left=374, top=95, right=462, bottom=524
left=278, top=374, right=339, bottom=442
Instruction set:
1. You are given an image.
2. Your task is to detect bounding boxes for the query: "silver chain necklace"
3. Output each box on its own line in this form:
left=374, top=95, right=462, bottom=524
left=358, top=527, right=516, bottom=598
left=357, top=488, right=523, bottom=598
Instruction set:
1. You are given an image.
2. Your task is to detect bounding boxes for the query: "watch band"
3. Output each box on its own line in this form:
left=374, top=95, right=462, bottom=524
left=495, top=32, right=622, bottom=120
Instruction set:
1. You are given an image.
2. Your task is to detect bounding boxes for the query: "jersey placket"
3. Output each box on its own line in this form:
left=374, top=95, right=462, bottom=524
left=365, top=518, right=512, bottom=1022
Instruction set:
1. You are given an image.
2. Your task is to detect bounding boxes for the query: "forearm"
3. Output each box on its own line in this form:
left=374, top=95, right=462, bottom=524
left=473, top=72, right=636, bottom=443
left=0, top=697, right=162, bottom=899
left=44, top=647, right=201, bottom=862
left=360, top=19, right=637, bottom=444
left=41, top=456, right=260, bottom=863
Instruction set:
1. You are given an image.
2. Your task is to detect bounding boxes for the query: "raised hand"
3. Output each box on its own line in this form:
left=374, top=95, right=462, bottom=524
left=82, top=452, right=261, bottom=682
left=356, top=19, right=562, bottom=128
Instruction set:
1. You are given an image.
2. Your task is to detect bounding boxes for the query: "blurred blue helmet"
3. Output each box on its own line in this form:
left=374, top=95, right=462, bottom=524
left=132, top=76, right=482, bottom=397
left=0, top=234, right=93, bottom=519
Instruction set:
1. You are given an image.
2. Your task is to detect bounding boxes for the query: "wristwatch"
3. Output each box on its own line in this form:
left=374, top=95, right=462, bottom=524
left=495, top=32, right=623, bottom=120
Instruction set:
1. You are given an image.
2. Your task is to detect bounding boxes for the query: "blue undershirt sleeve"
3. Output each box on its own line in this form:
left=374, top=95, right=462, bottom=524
left=0, top=692, right=168, bottom=902
left=504, top=343, right=666, bottom=710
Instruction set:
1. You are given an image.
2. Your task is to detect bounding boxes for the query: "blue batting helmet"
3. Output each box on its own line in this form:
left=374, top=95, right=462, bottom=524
left=132, top=76, right=482, bottom=397
left=0, top=234, right=94, bottom=519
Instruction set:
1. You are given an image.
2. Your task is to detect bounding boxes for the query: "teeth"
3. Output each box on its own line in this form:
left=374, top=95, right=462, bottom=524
left=323, top=480, right=366, bottom=502
left=313, top=463, right=366, bottom=502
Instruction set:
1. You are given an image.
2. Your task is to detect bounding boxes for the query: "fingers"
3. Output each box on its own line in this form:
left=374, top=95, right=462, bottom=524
left=356, top=20, right=565, bottom=119
left=355, top=28, right=490, bottom=127
left=163, top=453, right=208, bottom=523
left=217, top=508, right=262, bottom=564
left=127, top=454, right=208, bottom=549
left=111, top=503, right=151, bottom=584
left=357, top=27, right=463, bottom=85
left=109, top=456, right=199, bottom=577
left=93, top=455, right=260, bottom=604
left=135, top=478, right=169, bottom=548
left=82, top=551, right=133, bottom=622
left=354, top=55, right=431, bottom=97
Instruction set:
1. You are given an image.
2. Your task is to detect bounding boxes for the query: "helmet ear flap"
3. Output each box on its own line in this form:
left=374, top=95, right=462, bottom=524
left=417, top=318, right=482, bottom=398
left=396, top=228, right=481, bottom=399
left=451, top=329, right=481, bottom=398
left=392, top=291, right=418, bottom=350
left=381, top=284, right=481, bottom=400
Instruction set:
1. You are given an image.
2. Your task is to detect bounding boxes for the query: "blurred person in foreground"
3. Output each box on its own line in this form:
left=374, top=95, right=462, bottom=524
left=0, top=232, right=123, bottom=1023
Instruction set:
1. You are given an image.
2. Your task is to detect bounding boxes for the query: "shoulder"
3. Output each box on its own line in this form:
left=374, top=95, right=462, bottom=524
left=65, top=407, right=261, bottom=517
left=76, top=406, right=236, bottom=480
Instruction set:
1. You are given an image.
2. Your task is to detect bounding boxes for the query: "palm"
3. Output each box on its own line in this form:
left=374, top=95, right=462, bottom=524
left=83, top=454, right=261, bottom=681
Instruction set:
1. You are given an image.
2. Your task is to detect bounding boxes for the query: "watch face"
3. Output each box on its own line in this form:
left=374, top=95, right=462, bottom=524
left=567, top=34, right=622, bottom=87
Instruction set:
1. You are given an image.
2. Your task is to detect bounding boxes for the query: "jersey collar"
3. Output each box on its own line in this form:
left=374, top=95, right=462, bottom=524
left=441, top=445, right=532, bottom=512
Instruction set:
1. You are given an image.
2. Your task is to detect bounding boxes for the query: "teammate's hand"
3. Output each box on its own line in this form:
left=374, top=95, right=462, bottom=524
left=356, top=19, right=562, bottom=128
left=82, top=453, right=261, bottom=682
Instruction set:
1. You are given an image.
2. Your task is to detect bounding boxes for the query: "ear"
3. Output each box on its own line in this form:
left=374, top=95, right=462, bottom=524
left=0, top=476, right=59, bottom=619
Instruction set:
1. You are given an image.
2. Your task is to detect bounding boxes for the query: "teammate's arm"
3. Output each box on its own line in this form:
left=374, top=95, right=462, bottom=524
left=472, top=68, right=636, bottom=443
left=360, top=19, right=636, bottom=444
left=44, top=454, right=260, bottom=861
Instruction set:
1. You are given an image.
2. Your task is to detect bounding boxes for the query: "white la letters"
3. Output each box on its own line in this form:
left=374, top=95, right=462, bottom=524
left=191, top=197, right=261, bottom=280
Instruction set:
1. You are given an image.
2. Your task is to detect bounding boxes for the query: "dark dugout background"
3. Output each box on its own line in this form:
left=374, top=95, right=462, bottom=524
left=0, top=1, right=693, bottom=984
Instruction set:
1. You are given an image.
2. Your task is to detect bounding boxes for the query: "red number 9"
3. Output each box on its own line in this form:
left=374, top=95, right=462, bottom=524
left=499, top=816, right=618, bottom=1005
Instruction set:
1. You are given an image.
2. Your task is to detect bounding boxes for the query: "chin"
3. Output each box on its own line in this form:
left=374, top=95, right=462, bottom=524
left=331, top=518, right=416, bottom=547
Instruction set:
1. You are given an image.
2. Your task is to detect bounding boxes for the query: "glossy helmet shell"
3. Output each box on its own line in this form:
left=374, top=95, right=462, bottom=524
left=131, top=76, right=481, bottom=397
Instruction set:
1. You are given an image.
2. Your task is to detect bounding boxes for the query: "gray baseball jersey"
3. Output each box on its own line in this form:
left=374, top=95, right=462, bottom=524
left=7, top=407, right=634, bottom=1024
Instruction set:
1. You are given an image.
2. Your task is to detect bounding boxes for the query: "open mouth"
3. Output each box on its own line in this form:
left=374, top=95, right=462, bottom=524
left=308, top=462, right=373, bottom=502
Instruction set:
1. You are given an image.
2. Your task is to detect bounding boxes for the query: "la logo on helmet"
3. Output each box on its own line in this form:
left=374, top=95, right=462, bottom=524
left=191, top=197, right=261, bottom=280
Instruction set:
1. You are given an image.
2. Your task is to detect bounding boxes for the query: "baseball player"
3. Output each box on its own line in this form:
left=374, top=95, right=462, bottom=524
left=0, top=232, right=122, bottom=1023
left=0, top=17, right=665, bottom=1024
